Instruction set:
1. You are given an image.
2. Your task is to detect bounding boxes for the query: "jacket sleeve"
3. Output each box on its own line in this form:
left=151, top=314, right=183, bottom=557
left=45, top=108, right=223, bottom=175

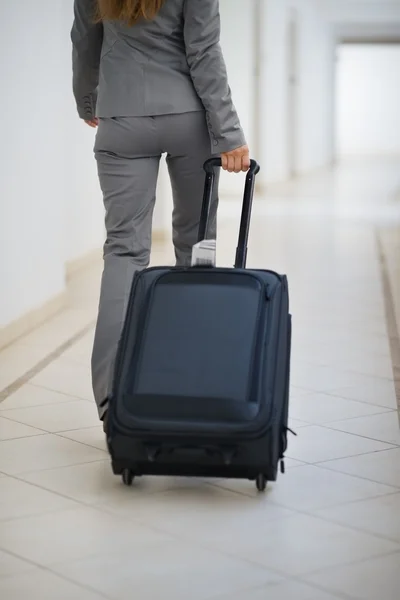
left=183, top=0, right=246, bottom=153
left=71, top=0, right=103, bottom=119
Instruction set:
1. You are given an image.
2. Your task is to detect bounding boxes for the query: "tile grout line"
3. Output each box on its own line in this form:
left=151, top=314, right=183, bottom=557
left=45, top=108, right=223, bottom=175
left=376, top=229, right=400, bottom=422
left=0, top=321, right=96, bottom=403
left=0, top=546, right=112, bottom=599
left=314, top=420, right=400, bottom=447
left=297, top=549, right=400, bottom=599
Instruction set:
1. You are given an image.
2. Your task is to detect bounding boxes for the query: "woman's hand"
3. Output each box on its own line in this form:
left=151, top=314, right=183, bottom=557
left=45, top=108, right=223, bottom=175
left=84, top=118, right=99, bottom=128
left=221, top=145, right=250, bottom=173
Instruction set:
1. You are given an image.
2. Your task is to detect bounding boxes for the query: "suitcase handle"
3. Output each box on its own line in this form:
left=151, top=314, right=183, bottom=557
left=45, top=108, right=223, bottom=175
left=198, top=158, right=261, bottom=269
left=203, top=158, right=260, bottom=176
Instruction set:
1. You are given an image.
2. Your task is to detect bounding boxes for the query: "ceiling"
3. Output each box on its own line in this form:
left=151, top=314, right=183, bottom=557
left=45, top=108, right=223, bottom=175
left=314, top=0, right=400, bottom=42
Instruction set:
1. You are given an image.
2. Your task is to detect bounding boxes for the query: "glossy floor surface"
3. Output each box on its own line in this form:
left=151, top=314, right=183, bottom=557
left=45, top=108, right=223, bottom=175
left=0, top=157, right=399, bottom=599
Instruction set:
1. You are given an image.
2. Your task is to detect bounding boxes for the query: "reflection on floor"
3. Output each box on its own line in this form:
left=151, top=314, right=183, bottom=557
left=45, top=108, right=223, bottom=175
left=0, top=157, right=399, bottom=600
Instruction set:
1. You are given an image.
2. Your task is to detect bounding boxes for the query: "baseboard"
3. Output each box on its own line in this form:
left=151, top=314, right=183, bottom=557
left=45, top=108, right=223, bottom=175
left=65, top=248, right=102, bottom=281
left=0, top=292, right=67, bottom=351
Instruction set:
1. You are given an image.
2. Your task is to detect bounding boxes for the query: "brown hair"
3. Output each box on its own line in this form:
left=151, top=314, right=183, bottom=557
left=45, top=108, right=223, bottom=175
left=96, top=0, right=165, bottom=26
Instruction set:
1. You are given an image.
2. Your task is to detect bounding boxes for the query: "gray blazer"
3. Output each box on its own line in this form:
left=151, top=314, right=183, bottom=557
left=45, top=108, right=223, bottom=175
left=71, top=0, right=245, bottom=152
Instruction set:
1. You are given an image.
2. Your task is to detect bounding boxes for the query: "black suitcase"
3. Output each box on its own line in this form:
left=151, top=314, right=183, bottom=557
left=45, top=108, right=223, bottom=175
left=107, top=158, right=293, bottom=492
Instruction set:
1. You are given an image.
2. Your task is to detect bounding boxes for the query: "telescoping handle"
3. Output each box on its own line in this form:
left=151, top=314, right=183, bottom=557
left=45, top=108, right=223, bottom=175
left=198, top=158, right=260, bottom=269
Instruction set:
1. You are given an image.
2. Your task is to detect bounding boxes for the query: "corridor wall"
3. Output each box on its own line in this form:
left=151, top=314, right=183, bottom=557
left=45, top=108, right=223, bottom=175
left=336, top=44, right=400, bottom=156
left=0, top=1, right=173, bottom=341
left=0, top=1, right=67, bottom=331
left=258, top=0, right=336, bottom=185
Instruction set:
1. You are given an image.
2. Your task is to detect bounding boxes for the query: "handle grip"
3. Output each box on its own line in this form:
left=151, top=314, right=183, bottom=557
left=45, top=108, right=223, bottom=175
left=203, top=157, right=260, bottom=176
left=198, top=158, right=260, bottom=268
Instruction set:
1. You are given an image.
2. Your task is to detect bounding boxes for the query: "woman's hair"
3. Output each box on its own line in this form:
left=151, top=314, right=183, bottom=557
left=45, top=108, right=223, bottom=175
left=96, top=0, right=164, bottom=26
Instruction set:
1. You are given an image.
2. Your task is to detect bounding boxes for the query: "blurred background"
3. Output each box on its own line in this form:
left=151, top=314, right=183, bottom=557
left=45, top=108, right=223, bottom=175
left=0, top=0, right=399, bottom=347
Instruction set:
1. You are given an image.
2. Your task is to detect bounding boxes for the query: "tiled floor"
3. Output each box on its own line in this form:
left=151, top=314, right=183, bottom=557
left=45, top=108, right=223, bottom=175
left=0, top=157, right=400, bottom=599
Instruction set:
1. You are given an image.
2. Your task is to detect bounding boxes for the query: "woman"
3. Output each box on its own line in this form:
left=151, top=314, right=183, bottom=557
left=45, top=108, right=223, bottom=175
left=71, top=0, right=249, bottom=426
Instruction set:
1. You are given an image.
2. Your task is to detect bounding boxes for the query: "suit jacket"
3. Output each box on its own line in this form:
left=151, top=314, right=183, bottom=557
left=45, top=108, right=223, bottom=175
left=71, top=0, right=245, bottom=152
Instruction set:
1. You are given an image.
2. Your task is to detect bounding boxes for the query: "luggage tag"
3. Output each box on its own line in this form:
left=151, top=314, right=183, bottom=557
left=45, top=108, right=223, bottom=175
left=191, top=239, right=216, bottom=267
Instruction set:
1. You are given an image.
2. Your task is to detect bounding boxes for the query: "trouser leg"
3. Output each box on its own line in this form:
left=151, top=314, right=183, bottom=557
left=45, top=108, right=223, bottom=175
left=164, top=112, right=219, bottom=267
left=92, top=119, right=160, bottom=419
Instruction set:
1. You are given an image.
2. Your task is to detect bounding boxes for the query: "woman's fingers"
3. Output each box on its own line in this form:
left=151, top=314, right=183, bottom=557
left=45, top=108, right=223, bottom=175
left=242, top=153, right=251, bottom=172
left=84, top=118, right=99, bottom=128
left=221, top=145, right=250, bottom=173
left=234, top=155, right=241, bottom=173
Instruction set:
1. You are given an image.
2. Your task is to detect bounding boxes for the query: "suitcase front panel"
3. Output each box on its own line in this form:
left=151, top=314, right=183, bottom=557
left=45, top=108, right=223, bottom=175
left=112, top=267, right=285, bottom=437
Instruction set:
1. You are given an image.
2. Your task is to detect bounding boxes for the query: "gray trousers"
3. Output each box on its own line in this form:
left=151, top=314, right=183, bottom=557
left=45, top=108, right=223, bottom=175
left=92, top=111, right=218, bottom=419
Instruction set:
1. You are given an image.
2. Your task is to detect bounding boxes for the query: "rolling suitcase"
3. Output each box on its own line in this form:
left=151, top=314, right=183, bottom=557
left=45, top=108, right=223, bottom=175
left=107, top=158, right=293, bottom=492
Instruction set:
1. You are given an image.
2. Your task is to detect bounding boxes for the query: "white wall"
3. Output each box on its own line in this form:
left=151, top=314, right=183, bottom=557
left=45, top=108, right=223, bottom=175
left=0, top=1, right=173, bottom=331
left=336, top=44, right=400, bottom=156
left=258, top=0, right=336, bottom=185
left=294, top=1, right=336, bottom=173
left=0, top=1, right=67, bottom=327
left=218, top=0, right=336, bottom=188
left=218, top=0, right=257, bottom=195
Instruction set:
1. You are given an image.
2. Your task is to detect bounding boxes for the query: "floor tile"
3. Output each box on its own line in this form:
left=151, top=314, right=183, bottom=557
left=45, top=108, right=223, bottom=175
left=0, top=416, right=44, bottom=440
left=306, top=552, right=400, bottom=600
left=320, top=448, right=400, bottom=488
left=289, top=392, right=392, bottom=425
left=0, top=345, right=47, bottom=391
left=286, top=424, right=393, bottom=464
left=289, top=386, right=314, bottom=399
left=2, top=400, right=99, bottom=433
left=30, top=358, right=93, bottom=401
left=61, top=332, right=94, bottom=366
left=53, top=539, right=281, bottom=600
left=239, top=513, right=399, bottom=577
left=21, top=460, right=220, bottom=505
left=294, top=340, right=392, bottom=369
left=5, top=309, right=94, bottom=352
left=316, top=492, right=400, bottom=543
left=212, top=580, right=343, bottom=600
left=1, top=158, right=400, bottom=599
left=58, top=426, right=107, bottom=451
left=99, top=486, right=294, bottom=549
left=0, top=314, right=94, bottom=393
left=280, top=457, right=306, bottom=469
left=109, top=487, right=400, bottom=578
left=288, top=417, right=311, bottom=429
left=290, top=364, right=392, bottom=395
left=326, top=379, right=397, bottom=409
left=0, top=550, right=35, bottom=578
left=213, top=465, right=396, bottom=510
left=21, top=460, right=118, bottom=504
left=0, top=505, right=171, bottom=567
left=327, top=412, right=400, bottom=446
left=0, top=434, right=106, bottom=475
left=0, top=383, right=83, bottom=411
left=0, top=569, right=108, bottom=600
left=336, top=352, right=394, bottom=380
left=0, top=476, right=79, bottom=521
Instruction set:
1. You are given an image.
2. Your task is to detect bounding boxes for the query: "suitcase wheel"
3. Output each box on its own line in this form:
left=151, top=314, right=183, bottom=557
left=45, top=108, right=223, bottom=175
left=121, top=469, right=135, bottom=487
left=255, top=474, right=267, bottom=492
